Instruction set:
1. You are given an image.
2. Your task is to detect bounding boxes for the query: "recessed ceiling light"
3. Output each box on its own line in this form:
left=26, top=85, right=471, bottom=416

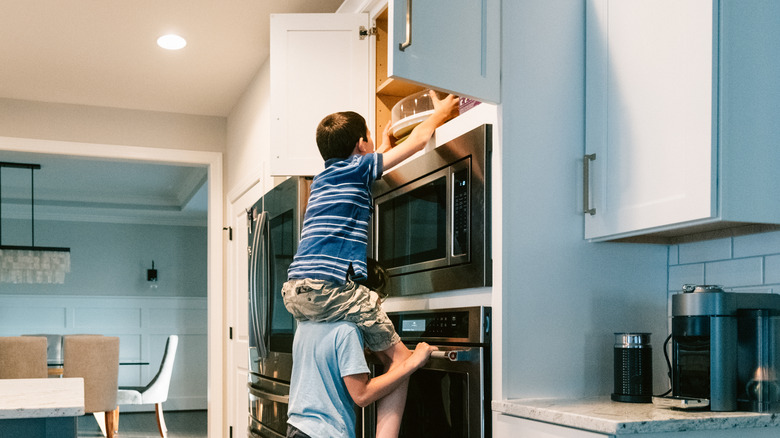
left=157, top=34, right=187, bottom=50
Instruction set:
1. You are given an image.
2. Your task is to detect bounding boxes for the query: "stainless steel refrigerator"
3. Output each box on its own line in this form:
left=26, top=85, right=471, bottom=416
left=247, top=176, right=310, bottom=438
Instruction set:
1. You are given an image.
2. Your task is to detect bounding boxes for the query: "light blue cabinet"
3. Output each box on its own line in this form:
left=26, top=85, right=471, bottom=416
left=389, top=0, right=500, bottom=103
left=584, top=0, right=780, bottom=243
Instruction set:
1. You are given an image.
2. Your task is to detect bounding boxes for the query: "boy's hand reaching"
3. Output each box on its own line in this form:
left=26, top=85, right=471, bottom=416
left=408, top=342, right=437, bottom=370
left=381, top=89, right=459, bottom=169
left=376, top=122, right=396, bottom=154
left=430, top=90, right=460, bottom=123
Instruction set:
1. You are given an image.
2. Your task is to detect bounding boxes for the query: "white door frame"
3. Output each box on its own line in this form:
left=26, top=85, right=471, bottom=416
left=0, top=136, right=224, bottom=437
left=225, top=174, right=266, bottom=437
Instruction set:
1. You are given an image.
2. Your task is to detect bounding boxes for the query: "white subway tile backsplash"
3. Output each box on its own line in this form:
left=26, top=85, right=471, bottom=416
left=668, top=264, right=704, bottom=291
left=668, top=245, right=679, bottom=266
left=668, top=231, right=780, bottom=295
left=734, top=231, right=780, bottom=258
left=705, top=258, right=763, bottom=288
left=678, top=238, right=731, bottom=264
left=766, top=255, right=780, bottom=284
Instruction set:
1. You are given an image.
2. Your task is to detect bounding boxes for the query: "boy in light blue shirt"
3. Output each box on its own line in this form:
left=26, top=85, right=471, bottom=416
left=287, top=320, right=434, bottom=438
left=283, top=91, right=458, bottom=437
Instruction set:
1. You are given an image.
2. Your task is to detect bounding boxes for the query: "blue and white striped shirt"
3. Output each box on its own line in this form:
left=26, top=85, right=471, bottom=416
left=288, top=153, right=383, bottom=284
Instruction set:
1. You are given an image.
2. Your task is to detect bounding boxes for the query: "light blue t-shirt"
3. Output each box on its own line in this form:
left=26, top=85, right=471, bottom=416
left=287, top=320, right=370, bottom=438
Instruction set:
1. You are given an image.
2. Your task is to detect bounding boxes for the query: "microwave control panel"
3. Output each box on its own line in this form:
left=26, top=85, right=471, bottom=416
left=453, top=164, right=470, bottom=256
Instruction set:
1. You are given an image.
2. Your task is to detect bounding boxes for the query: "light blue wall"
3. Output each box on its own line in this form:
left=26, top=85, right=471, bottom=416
left=0, top=218, right=208, bottom=411
left=500, top=0, right=669, bottom=399
left=668, top=231, right=780, bottom=294
left=1, top=219, right=207, bottom=297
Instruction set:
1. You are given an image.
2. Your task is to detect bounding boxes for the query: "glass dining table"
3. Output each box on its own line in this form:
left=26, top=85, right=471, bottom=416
left=47, top=361, right=149, bottom=377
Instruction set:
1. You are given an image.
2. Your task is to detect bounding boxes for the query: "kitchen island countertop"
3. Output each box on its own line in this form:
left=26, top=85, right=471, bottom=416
left=493, top=397, right=780, bottom=435
left=0, top=377, right=84, bottom=419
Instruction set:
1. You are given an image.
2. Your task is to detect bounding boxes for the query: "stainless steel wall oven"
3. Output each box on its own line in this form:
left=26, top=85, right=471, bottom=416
left=360, top=306, right=492, bottom=438
left=371, top=124, right=492, bottom=296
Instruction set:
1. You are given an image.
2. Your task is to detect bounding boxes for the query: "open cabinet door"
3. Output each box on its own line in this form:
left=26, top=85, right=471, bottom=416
left=388, top=0, right=500, bottom=103
left=270, top=13, right=370, bottom=176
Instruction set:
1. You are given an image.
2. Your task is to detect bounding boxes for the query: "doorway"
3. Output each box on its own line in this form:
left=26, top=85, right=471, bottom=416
left=0, top=136, right=224, bottom=437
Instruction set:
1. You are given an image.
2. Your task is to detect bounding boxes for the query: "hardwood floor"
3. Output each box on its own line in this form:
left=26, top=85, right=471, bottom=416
left=77, top=410, right=207, bottom=438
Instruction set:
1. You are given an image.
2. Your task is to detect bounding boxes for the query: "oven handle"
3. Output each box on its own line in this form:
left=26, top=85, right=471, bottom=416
left=430, top=349, right=474, bottom=362
left=248, top=382, right=290, bottom=404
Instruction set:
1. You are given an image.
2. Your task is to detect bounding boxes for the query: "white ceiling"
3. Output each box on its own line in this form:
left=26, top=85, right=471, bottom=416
left=0, top=0, right=344, bottom=226
left=0, top=0, right=344, bottom=116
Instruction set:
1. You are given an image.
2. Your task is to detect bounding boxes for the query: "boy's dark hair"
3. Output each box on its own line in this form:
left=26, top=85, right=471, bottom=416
left=316, top=111, right=368, bottom=161
left=358, top=258, right=390, bottom=299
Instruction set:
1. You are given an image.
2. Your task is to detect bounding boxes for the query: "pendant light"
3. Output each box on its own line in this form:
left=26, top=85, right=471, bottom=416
left=0, top=162, right=71, bottom=284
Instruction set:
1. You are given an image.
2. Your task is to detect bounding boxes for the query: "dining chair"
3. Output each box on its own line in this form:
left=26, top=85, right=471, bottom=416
left=116, top=335, right=178, bottom=438
left=0, top=336, right=48, bottom=379
left=23, top=333, right=64, bottom=377
left=63, top=335, right=120, bottom=438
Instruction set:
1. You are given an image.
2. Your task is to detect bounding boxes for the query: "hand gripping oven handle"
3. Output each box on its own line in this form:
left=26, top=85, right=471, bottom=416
left=431, top=349, right=473, bottom=362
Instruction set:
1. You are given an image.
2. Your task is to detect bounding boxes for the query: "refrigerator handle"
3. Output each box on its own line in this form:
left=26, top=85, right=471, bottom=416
left=260, top=209, right=273, bottom=351
left=249, top=210, right=269, bottom=358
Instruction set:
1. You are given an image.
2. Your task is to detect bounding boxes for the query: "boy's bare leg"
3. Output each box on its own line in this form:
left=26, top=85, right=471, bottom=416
left=375, top=341, right=412, bottom=438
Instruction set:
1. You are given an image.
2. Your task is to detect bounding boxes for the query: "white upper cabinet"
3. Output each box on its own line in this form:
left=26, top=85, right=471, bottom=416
left=270, top=13, right=370, bottom=176
left=388, top=0, right=500, bottom=103
left=584, top=0, right=780, bottom=242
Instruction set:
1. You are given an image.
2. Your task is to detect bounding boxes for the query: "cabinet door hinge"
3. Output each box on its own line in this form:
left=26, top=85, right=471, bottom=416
left=222, top=226, right=233, bottom=240
left=229, top=326, right=233, bottom=340
left=359, top=26, right=377, bottom=40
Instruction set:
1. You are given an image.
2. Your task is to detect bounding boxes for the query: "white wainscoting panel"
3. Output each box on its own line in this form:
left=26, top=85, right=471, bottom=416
left=0, top=294, right=207, bottom=411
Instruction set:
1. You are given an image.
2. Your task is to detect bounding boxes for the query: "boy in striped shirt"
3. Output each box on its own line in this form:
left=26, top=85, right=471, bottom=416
left=282, top=91, right=459, bottom=438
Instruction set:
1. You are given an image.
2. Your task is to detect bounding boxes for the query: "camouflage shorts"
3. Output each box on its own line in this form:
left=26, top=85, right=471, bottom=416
left=281, top=278, right=400, bottom=352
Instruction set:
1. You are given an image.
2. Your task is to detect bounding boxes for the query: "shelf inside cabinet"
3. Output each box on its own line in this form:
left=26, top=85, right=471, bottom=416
left=377, top=78, right=425, bottom=97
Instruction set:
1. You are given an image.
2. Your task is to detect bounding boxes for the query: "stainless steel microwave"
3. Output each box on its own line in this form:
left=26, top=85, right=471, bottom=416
left=370, top=124, right=492, bottom=296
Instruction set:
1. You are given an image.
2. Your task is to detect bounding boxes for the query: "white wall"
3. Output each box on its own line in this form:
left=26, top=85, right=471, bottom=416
left=499, top=0, right=669, bottom=399
left=226, top=61, right=275, bottom=195
left=0, top=98, right=225, bottom=151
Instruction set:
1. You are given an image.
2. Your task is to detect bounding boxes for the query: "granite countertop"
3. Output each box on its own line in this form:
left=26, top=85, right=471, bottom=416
left=0, top=378, right=85, bottom=420
left=493, top=397, right=780, bottom=435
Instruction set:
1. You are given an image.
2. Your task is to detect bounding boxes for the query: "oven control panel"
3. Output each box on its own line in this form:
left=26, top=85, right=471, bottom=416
left=388, top=306, right=490, bottom=344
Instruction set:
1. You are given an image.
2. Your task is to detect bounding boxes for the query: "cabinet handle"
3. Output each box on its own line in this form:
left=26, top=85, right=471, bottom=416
left=583, top=153, right=596, bottom=215
left=399, top=0, right=412, bottom=51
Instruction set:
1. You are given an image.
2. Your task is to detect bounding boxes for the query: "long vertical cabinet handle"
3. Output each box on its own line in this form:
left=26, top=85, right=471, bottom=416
left=399, top=0, right=412, bottom=51
left=583, top=154, right=596, bottom=215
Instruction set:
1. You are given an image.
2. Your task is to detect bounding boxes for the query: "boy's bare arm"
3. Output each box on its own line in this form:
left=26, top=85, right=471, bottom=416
left=381, top=92, right=459, bottom=169
left=342, top=342, right=436, bottom=407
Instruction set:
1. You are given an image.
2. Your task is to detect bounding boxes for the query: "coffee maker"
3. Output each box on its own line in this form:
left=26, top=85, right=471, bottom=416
left=671, top=285, right=780, bottom=412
